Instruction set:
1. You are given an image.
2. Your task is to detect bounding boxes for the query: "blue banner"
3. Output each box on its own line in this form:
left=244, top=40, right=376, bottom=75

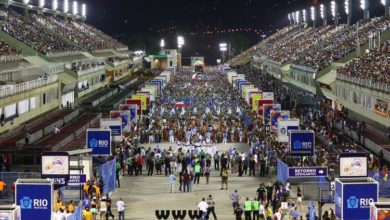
left=87, top=129, right=111, bottom=156
left=99, top=159, right=116, bottom=194
left=342, top=182, right=378, bottom=219
left=289, top=130, right=315, bottom=156
left=16, top=183, right=52, bottom=220
left=277, top=160, right=289, bottom=185
left=67, top=201, right=82, bottom=220
left=109, top=125, right=121, bottom=136
left=288, top=167, right=328, bottom=177
left=335, top=180, right=342, bottom=218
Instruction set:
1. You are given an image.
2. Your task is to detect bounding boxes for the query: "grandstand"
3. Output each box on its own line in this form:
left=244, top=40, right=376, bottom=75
left=231, top=12, right=390, bottom=167
left=0, top=1, right=142, bottom=165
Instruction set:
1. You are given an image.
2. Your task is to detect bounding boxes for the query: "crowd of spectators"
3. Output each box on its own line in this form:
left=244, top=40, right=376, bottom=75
left=71, top=61, right=105, bottom=74
left=0, top=10, right=79, bottom=55
left=293, top=17, right=390, bottom=70
left=0, top=40, right=21, bottom=62
left=267, top=26, right=334, bottom=64
left=108, top=56, right=130, bottom=63
left=337, top=39, right=390, bottom=85
left=32, top=14, right=127, bottom=53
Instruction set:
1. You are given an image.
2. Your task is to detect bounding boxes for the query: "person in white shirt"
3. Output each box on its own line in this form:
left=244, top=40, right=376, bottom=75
left=258, top=203, right=265, bottom=219
left=54, top=126, right=60, bottom=134
left=198, top=198, right=209, bottom=220
left=55, top=208, right=66, bottom=220
left=116, top=198, right=125, bottom=220
left=273, top=208, right=282, bottom=220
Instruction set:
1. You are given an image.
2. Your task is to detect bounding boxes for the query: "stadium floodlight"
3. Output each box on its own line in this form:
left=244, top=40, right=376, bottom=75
left=345, top=0, right=349, bottom=15
left=360, top=0, right=366, bottom=10
left=295, top=10, right=300, bottom=24
left=288, top=13, right=291, bottom=21
left=39, top=0, right=44, bottom=8
left=320, top=4, right=325, bottom=19
left=382, top=0, right=386, bottom=6
left=219, top=43, right=227, bottom=52
left=177, top=36, right=184, bottom=48
left=331, top=1, right=336, bottom=17
left=310, top=6, right=316, bottom=21
left=73, top=1, right=78, bottom=15
left=52, top=0, right=58, bottom=10
left=160, top=39, right=165, bottom=48
left=81, top=3, right=86, bottom=17
left=302, top=9, right=307, bottom=22
left=64, top=0, right=69, bottom=13
left=23, top=0, right=29, bottom=4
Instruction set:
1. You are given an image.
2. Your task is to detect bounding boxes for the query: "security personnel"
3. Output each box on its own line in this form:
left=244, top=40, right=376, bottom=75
left=244, top=197, right=252, bottom=220
left=252, top=197, right=259, bottom=220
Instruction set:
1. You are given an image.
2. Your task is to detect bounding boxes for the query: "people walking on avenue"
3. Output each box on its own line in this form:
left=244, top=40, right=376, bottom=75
left=221, top=168, right=228, bottom=190
left=244, top=197, right=252, bottom=220
left=169, top=173, right=176, bottom=193
left=230, top=189, right=241, bottom=213
left=116, top=198, right=125, bottom=220
left=198, top=198, right=208, bottom=220
left=206, top=194, right=217, bottom=220
left=252, top=197, right=260, bottom=220
left=235, top=204, right=244, bottom=220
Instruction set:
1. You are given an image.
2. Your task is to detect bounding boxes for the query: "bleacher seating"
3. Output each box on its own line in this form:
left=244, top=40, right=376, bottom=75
left=0, top=10, right=79, bottom=55
left=36, top=113, right=100, bottom=149
left=0, top=109, right=78, bottom=147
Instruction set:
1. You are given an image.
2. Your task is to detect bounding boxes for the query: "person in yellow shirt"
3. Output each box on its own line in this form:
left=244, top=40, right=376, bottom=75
left=0, top=180, right=6, bottom=199
left=82, top=207, right=93, bottom=220
left=68, top=200, right=75, bottom=213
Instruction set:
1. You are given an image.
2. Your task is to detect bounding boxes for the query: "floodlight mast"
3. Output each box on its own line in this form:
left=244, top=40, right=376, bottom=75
left=310, top=6, right=316, bottom=29
left=381, top=0, right=389, bottom=17
left=345, top=0, right=351, bottom=26
left=360, top=0, right=369, bottom=20
left=320, top=4, right=327, bottom=26
left=330, top=1, right=338, bottom=25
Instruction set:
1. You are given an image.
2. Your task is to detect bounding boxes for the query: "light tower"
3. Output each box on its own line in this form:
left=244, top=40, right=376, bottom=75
left=73, top=1, right=78, bottom=16
left=302, top=9, right=307, bottom=26
left=310, top=6, right=316, bottom=29
left=331, top=1, right=338, bottom=26
left=82, top=3, right=86, bottom=17
left=345, top=0, right=351, bottom=26
left=382, top=0, right=389, bottom=17
left=360, top=0, right=369, bottom=20
left=63, top=0, right=69, bottom=13
left=295, top=10, right=301, bottom=28
left=288, top=13, right=293, bottom=26
left=320, top=4, right=327, bottom=26
left=52, top=0, right=58, bottom=10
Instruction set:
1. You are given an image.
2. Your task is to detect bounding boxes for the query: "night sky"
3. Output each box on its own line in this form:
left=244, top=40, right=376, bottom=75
left=82, top=0, right=387, bottom=63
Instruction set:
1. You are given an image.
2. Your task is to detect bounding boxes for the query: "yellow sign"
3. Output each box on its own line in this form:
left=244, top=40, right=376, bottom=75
left=132, top=95, right=147, bottom=110
left=252, top=95, right=263, bottom=110
left=242, top=85, right=254, bottom=99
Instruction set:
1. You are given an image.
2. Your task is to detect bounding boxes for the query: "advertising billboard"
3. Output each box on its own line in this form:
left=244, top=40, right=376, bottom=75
left=340, top=153, right=368, bottom=178
left=258, top=99, right=273, bottom=116
left=125, top=99, right=142, bottom=116
left=263, top=104, right=281, bottom=121
left=131, top=95, right=147, bottom=111
left=86, top=129, right=111, bottom=156
left=277, top=119, right=300, bottom=142
left=41, top=152, right=69, bottom=187
left=16, top=181, right=53, bottom=220
left=342, top=181, right=378, bottom=219
left=270, top=110, right=290, bottom=130
left=289, top=130, right=315, bottom=156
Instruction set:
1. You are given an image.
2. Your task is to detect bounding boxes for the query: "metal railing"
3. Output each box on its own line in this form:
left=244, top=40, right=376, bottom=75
left=0, top=75, right=58, bottom=98
left=0, top=55, right=22, bottom=63
left=45, top=50, right=81, bottom=58
left=337, top=74, right=390, bottom=93
left=74, top=65, right=104, bottom=76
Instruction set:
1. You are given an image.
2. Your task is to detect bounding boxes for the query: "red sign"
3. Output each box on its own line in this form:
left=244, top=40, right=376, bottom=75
left=126, top=99, right=142, bottom=116
left=258, top=99, right=273, bottom=117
